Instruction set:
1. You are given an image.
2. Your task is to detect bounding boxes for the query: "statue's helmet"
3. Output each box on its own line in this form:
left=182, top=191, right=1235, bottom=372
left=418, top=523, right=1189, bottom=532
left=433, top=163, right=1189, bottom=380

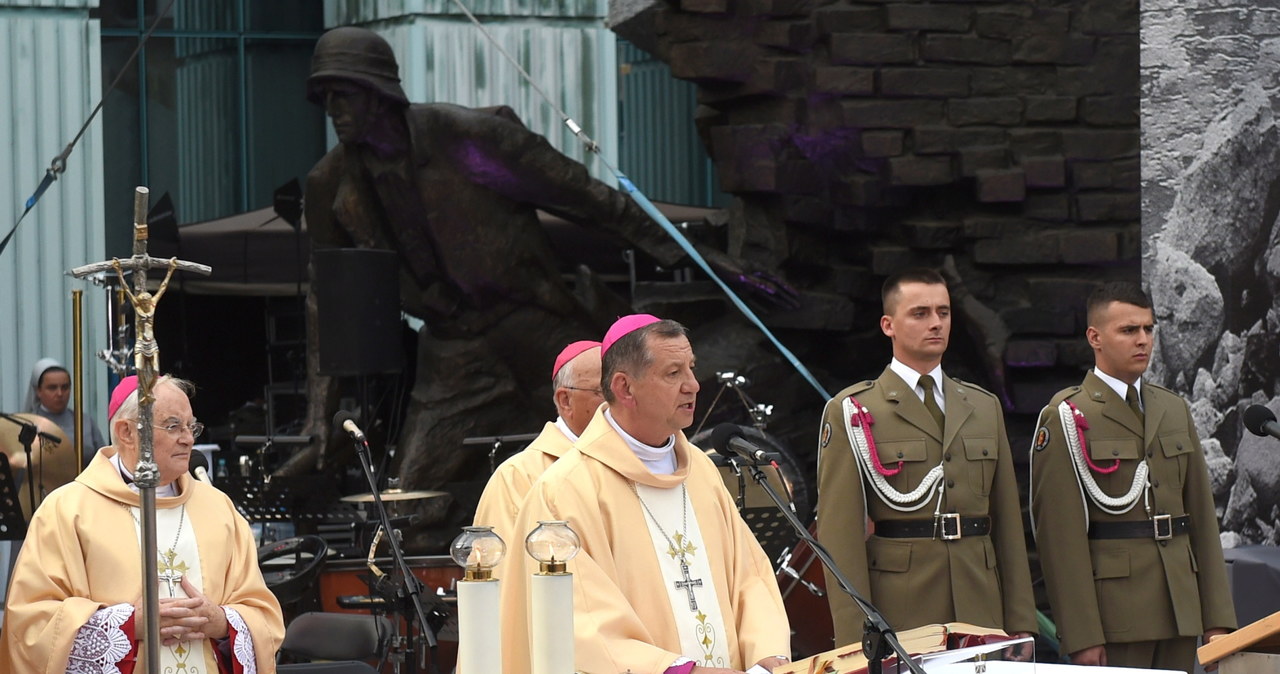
left=307, top=26, right=409, bottom=106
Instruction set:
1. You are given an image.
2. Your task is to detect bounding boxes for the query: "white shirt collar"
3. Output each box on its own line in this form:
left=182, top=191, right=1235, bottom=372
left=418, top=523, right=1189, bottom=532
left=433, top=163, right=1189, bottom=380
left=553, top=416, right=580, bottom=444
left=1093, top=368, right=1142, bottom=409
left=604, top=409, right=677, bottom=475
left=110, top=452, right=178, bottom=497
left=889, top=358, right=945, bottom=410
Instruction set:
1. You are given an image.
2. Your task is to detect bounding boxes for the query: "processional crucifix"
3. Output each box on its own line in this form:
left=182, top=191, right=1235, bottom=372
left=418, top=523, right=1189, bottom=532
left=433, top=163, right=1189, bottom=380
left=71, top=186, right=210, bottom=672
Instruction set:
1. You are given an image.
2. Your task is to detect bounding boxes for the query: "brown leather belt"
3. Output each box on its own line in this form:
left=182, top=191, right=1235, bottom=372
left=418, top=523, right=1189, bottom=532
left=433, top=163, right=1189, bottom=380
left=1088, top=514, right=1191, bottom=541
left=875, top=515, right=991, bottom=541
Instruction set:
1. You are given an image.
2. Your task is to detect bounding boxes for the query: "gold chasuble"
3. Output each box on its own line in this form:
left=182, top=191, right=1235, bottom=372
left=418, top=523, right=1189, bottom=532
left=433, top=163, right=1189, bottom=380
left=1, top=448, right=285, bottom=674
left=502, top=407, right=789, bottom=674
left=474, top=421, right=573, bottom=549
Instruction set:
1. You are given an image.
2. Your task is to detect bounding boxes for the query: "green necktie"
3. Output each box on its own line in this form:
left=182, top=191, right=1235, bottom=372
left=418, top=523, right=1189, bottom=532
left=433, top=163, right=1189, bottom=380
left=1126, top=384, right=1144, bottom=424
left=919, top=375, right=945, bottom=432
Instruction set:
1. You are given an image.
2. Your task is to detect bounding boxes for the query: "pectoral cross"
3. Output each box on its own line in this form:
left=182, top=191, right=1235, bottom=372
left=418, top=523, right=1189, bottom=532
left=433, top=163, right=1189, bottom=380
left=158, top=565, right=183, bottom=597
left=674, top=557, right=703, bottom=612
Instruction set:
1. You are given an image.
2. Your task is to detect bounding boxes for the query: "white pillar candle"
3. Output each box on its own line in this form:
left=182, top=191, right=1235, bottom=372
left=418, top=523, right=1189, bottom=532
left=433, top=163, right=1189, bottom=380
left=456, top=578, right=502, bottom=674
left=531, top=572, right=574, bottom=674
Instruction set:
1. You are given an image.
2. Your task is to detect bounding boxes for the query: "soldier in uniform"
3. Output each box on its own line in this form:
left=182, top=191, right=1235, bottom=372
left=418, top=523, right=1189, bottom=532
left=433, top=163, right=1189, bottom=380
left=816, top=268, right=1037, bottom=650
left=1029, top=281, right=1234, bottom=672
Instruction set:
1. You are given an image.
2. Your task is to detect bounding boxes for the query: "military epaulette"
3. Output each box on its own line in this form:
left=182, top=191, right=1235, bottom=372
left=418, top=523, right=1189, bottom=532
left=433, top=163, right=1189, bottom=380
left=1053, top=385, right=1084, bottom=405
left=952, top=378, right=996, bottom=399
left=1144, top=381, right=1181, bottom=397
left=832, top=380, right=875, bottom=401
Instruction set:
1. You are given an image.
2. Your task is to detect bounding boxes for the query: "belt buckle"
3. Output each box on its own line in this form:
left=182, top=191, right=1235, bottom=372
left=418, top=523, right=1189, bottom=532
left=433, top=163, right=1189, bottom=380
left=1153, top=514, right=1173, bottom=540
left=940, top=513, right=962, bottom=541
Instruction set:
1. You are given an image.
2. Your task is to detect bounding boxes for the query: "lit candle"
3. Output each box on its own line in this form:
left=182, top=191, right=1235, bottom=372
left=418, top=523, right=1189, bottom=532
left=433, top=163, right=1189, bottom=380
left=451, top=525, right=506, bottom=674
left=525, top=520, right=581, bottom=674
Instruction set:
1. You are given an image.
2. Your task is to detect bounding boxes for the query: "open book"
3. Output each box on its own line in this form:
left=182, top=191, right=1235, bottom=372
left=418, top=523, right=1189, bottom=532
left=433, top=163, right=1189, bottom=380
left=775, top=622, right=1010, bottom=674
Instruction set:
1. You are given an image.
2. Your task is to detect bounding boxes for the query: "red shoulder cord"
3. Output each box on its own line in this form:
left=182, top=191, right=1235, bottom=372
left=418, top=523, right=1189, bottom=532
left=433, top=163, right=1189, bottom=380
left=1065, top=400, right=1119, bottom=474
left=848, top=396, right=903, bottom=476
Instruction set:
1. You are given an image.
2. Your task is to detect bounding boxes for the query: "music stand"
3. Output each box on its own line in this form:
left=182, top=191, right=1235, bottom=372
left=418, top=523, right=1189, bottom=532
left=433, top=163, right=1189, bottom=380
left=0, top=453, right=29, bottom=541
left=710, top=453, right=792, bottom=560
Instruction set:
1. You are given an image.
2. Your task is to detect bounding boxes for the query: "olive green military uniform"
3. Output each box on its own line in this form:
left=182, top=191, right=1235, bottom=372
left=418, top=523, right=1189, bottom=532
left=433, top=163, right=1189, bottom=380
left=1030, top=372, right=1236, bottom=672
left=816, top=368, right=1038, bottom=647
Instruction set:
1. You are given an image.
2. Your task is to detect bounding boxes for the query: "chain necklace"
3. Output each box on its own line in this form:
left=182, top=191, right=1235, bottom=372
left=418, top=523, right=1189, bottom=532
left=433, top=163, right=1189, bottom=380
left=631, top=482, right=690, bottom=560
left=123, top=502, right=188, bottom=596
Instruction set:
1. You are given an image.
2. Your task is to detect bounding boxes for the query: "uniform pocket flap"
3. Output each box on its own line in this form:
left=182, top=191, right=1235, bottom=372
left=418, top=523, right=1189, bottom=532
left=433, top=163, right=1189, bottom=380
left=877, top=440, right=927, bottom=464
left=1089, top=438, right=1141, bottom=461
left=1159, top=434, right=1194, bottom=458
left=1093, top=550, right=1130, bottom=579
left=868, top=538, right=912, bottom=573
left=963, top=437, right=998, bottom=461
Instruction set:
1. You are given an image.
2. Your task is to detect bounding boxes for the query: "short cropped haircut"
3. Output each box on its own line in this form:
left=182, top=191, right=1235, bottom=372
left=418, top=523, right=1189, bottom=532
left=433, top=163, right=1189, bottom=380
left=109, top=376, right=196, bottom=445
left=882, top=267, right=947, bottom=314
left=1086, top=281, right=1152, bottom=327
left=601, top=319, right=688, bottom=404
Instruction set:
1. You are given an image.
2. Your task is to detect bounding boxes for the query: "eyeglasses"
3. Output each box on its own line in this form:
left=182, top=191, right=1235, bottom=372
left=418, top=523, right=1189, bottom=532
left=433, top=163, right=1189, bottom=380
left=153, top=420, right=205, bottom=438
left=562, top=386, right=603, bottom=395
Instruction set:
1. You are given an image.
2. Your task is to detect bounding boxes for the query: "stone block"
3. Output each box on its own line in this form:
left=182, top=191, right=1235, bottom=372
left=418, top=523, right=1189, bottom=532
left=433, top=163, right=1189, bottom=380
left=742, top=0, right=814, bottom=18
left=975, top=234, right=1057, bottom=264
left=832, top=264, right=874, bottom=296
left=1076, top=0, right=1137, bottom=35
left=1025, top=96, right=1078, bottom=122
left=777, top=159, right=825, bottom=195
left=842, top=99, right=946, bottom=128
left=670, top=42, right=755, bottom=82
left=709, top=124, right=790, bottom=192
left=1013, top=34, right=1094, bottom=65
left=885, top=4, right=972, bottom=32
left=975, top=168, right=1026, bottom=202
left=761, top=291, right=856, bottom=331
left=757, top=20, right=818, bottom=51
left=921, top=35, right=1012, bottom=65
left=880, top=68, right=970, bottom=98
left=903, top=219, right=962, bottom=249
left=861, top=130, right=904, bottom=157
left=1009, top=129, right=1063, bottom=156
left=959, top=145, right=1009, bottom=176
left=1070, top=161, right=1112, bottom=189
left=1005, top=340, right=1058, bottom=368
left=831, top=32, right=915, bottom=64
left=1081, top=95, right=1139, bottom=126
left=1023, top=193, right=1071, bottom=222
left=948, top=97, right=1022, bottom=126
left=1002, top=306, right=1077, bottom=335
left=962, top=216, right=1020, bottom=239
left=870, top=245, right=918, bottom=275
left=888, top=155, right=956, bottom=185
left=749, top=58, right=808, bottom=94
left=1059, top=228, right=1119, bottom=263
left=1112, top=158, right=1139, bottom=191
left=1075, top=191, right=1140, bottom=221
left=1056, top=338, right=1094, bottom=366
left=1020, top=155, right=1066, bottom=188
left=680, top=0, right=729, bottom=13
left=814, top=5, right=885, bottom=35
left=815, top=66, right=875, bottom=95
left=832, top=173, right=882, bottom=206
left=973, top=8, right=1030, bottom=39
left=971, top=67, right=1057, bottom=95
left=783, top=195, right=832, bottom=225
left=913, top=126, right=1006, bottom=153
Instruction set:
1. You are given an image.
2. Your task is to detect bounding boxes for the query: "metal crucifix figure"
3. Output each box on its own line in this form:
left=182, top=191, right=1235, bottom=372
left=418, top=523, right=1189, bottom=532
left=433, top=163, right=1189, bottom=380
left=70, top=186, right=210, bottom=672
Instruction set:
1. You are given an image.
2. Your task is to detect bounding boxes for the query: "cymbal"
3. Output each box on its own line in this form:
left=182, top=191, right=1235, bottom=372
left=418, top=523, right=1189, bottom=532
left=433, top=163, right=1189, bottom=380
left=340, top=488, right=448, bottom=503
left=0, top=413, right=75, bottom=518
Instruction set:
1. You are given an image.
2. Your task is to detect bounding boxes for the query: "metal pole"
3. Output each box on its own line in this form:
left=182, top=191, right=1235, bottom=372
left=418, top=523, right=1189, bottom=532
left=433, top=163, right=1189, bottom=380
left=72, top=289, right=85, bottom=467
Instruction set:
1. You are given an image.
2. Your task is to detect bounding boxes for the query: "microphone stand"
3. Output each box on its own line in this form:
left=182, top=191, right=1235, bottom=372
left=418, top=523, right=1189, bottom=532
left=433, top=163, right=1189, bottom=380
left=0, top=412, right=40, bottom=513
left=733, top=458, right=927, bottom=674
left=344, top=430, right=438, bottom=674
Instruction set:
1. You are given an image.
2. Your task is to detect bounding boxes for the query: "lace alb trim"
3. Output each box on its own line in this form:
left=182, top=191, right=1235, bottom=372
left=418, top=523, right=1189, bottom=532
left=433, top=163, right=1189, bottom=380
left=223, top=607, right=256, bottom=674
left=67, top=603, right=134, bottom=674
left=842, top=396, right=944, bottom=512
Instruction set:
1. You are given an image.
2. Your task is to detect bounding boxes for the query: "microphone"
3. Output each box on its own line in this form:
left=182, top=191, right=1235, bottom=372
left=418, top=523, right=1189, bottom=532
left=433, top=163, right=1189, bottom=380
left=1244, top=405, right=1280, bottom=440
left=188, top=451, right=211, bottom=483
left=709, top=423, right=774, bottom=463
left=334, top=410, right=367, bottom=443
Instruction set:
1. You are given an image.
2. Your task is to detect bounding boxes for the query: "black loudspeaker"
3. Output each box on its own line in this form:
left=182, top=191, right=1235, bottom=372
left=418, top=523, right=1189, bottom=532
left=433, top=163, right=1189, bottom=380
left=313, top=249, right=404, bottom=376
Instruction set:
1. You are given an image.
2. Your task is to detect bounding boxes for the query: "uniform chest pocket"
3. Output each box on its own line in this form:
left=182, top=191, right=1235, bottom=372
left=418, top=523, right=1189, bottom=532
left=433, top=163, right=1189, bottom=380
left=963, top=437, right=997, bottom=496
left=1159, top=433, right=1195, bottom=487
left=1089, top=439, right=1141, bottom=462
left=877, top=440, right=928, bottom=465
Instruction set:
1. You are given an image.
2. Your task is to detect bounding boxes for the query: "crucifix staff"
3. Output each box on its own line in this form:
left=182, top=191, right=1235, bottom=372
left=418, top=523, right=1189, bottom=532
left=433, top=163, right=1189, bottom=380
left=70, top=186, right=210, bottom=673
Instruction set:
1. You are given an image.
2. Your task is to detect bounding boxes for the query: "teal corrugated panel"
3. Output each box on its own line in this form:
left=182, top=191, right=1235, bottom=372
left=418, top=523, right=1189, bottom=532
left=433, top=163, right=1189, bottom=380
left=0, top=7, right=108, bottom=420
